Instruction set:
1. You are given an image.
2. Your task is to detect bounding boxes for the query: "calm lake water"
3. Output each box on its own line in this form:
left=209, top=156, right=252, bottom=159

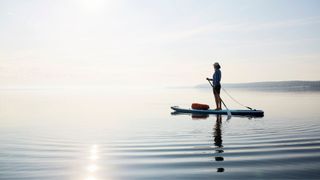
left=0, top=88, right=320, bottom=180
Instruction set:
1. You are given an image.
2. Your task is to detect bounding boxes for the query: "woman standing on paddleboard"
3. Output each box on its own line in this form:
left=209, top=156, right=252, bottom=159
left=207, top=62, right=222, bottom=110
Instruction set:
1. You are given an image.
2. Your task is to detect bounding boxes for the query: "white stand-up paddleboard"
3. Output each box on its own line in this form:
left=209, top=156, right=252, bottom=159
left=171, top=106, right=264, bottom=117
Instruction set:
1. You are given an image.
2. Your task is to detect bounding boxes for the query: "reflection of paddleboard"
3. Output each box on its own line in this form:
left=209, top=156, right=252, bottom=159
left=171, top=106, right=264, bottom=117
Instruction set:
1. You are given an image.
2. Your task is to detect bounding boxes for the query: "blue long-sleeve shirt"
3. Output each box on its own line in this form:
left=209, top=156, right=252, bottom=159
left=212, top=69, right=221, bottom=86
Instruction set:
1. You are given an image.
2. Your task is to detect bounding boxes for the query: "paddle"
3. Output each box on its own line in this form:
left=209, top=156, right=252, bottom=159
left=207, top=79, right=232, bottom=118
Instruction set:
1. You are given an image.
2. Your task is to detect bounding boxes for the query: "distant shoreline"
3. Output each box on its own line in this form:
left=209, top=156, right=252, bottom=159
left=195, top=80, right=320, bottom=91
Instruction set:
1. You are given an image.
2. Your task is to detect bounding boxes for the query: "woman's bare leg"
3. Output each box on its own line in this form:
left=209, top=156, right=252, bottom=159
left=214, top=92, right=219, bottom=110
left=213, top=90, right=217, bottom=109
left=214, top=92, right=222, bottom=110
left=218, top=94, right=222, bottom=109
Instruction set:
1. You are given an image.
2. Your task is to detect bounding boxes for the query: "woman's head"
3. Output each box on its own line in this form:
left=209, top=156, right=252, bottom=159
left=213, top=62, right=221, bottom=69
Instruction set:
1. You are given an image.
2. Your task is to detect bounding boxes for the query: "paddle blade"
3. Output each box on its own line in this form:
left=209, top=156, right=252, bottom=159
left=226, top=110, right=232, bottom=120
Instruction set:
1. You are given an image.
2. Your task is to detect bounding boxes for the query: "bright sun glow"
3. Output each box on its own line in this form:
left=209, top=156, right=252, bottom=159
left=90, top=144, right=98, bottom=153
left=85, top=176, right=97, bottom=180
left=89, top=155, right=98, bottom=160
left=83, top=144, right=100, bottom=179
left=87, top=164, right=98, bottom=172
left=78, top=0, right=105, bottom=13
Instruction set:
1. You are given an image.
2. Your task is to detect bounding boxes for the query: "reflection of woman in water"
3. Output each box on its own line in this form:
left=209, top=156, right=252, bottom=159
left=214, top=115, right=224, bottom=172
left=214, top=115, right=223, bottom=148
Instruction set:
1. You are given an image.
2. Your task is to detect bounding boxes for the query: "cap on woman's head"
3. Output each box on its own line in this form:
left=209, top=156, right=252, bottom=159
left=214, top=62, right=221, bottom=69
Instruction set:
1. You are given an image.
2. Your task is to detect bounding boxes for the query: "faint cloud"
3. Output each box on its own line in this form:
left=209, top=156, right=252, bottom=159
left=245, top=16, right=320, bottom=31
left=149, top=16, right=320, bottom=43
left=7, top=12, right=14, bottom=16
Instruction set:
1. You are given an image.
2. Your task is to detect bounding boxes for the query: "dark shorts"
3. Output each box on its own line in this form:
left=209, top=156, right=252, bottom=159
left=214, top=84, right=221, bottom=94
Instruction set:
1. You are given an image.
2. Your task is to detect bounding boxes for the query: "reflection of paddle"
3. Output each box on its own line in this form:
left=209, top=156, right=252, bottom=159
left=207, top=79, right=232, bottom=119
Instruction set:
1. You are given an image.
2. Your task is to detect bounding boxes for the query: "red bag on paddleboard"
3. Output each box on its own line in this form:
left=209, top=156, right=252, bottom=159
left=191, top=103, right=210, bottom=110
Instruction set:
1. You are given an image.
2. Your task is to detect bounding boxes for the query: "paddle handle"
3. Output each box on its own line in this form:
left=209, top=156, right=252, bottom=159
left=206, top=78, right=214, bottom=87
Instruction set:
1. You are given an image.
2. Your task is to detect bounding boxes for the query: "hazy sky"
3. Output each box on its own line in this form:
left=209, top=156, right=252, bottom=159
left=1, top=0, right=320, bottom=88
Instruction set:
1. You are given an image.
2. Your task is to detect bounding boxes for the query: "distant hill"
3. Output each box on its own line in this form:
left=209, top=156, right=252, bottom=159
left=195, top=81, right=320, bottom=91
